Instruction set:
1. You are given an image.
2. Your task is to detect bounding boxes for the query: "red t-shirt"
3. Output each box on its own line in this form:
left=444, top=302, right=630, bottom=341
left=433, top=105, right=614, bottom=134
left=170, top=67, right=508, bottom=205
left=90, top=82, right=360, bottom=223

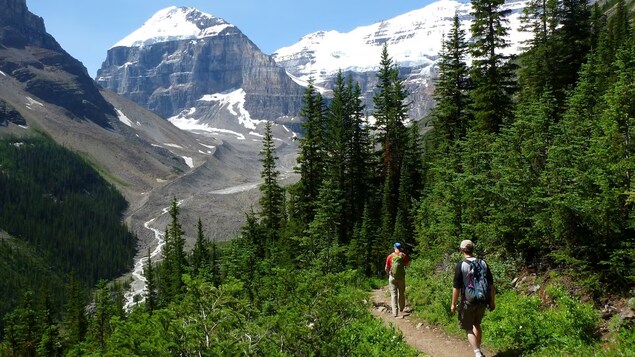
left=385, top=252, right=409, bottom=272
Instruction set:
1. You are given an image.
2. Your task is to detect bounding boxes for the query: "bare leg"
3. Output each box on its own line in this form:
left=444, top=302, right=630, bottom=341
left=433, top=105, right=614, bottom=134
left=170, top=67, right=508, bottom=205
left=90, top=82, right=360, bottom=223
left=473, top=324, right=482, bottom=347
left=467, top=324, right=483, bottom=356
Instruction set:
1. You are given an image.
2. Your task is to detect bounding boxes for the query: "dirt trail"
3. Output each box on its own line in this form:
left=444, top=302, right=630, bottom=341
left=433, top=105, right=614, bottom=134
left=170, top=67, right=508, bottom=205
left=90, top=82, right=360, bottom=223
left=371, top=287, right=490, bottom=357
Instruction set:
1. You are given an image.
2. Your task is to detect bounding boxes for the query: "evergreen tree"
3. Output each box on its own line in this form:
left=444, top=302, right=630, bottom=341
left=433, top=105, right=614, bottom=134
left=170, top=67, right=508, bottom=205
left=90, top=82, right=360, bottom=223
left=555, top=0, right=591, bottom=90
left=432, top=13, right=471, bottom=144
left=490, top=91, right=558, bottom=256
left=37, top=290, right=62, bottom=357
left=3, top=291, right=38, bottom=357
left=209, top=237, right=221, bottom=287
left=259, top=120, right=285, bottom=256
left=295, top=80, right=327, bottom=226
left=158, top=198, right=186, bottom=305
left=374, top=44, right=410, bottom=244
left=88, top=280, right=112, bottom=351
left=143, top=248, right=158, bottom=315
left=191, top=218, right=209, bottom=276
left=518, top=0, right=560, bottom=102
left=62, top=274, right=87, bottom=346
left=469, top=0, right=516, bottom=132
left=306, top=179, right=344, bottom=274
left=325, top=71, right=353, bottom=244
left=347, top=81, right=374, bottom=228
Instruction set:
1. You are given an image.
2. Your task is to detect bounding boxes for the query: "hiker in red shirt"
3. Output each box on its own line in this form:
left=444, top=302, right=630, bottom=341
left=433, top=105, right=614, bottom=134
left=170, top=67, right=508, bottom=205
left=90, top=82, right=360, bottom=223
left=385, top=242, right=410, bottom=317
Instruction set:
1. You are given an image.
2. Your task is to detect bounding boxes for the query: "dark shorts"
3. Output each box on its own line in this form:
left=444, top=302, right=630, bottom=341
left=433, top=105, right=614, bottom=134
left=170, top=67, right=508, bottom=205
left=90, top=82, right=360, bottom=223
left=458, top=301, right=486, bottom=330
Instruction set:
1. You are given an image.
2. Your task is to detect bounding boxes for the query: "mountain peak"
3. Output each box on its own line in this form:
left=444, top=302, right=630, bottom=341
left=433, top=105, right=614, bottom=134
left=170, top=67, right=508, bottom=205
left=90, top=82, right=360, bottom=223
left=111, top=6, right=234, bottom=48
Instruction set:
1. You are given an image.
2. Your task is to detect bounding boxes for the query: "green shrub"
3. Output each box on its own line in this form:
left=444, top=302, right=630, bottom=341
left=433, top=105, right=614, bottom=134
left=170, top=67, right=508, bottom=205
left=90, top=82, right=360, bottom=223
left=483, top=285, right=599, bottom=354
left=406, top=254, right=458, bottom=329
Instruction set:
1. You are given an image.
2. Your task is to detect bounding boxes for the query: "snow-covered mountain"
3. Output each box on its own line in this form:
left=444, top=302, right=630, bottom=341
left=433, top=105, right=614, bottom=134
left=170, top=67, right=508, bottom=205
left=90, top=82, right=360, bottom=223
left=273, top=0, right=532, bottom=119
left=96, top=6, right=301, bottom=246
left=112, top=6, right=234, bottom=48
left=97, top=7, right=304, bottom=143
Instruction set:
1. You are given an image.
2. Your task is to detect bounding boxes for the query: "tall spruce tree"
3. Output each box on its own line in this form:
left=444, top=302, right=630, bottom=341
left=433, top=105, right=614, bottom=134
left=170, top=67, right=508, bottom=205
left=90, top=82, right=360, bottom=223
left=209, top=237, right=221, bottom=287
left=88, top=280, right=112, bottom=351
left=555, top=0, right=591, bottom=90
left=348, top=80, right=373, bottom=227
left=518, top=0, right=560, bottom=102
left=191, top=218, right=209, bottom=276
left=259, top=120, right=284, bottom=256
left=469, top=0, right=516, bottom=132
left=432, top=14, right=471, bottom=145
left=158, top=197, right=186, bottom=305
left=143, top=248, right=158, bottom=315
left=325, top=71, right=353, bottom=243
left=63, top=274, right=88, bottom=346
left=3, top=291, right=38, bottom=357
left=374, top=44, right=410, bottom=244
left=306, top=179, right=344, bottom=274
left=295, top=79, right=326, bottom=226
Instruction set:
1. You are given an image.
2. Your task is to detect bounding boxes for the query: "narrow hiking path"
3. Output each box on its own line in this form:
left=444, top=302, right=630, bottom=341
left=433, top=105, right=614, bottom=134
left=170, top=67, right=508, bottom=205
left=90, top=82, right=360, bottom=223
left=370, top=287, right=490, bottom=357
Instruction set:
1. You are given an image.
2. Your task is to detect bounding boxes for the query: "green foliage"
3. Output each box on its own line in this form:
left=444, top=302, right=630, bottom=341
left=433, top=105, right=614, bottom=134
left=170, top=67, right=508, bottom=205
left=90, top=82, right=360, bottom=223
left=484, top=286, right=599, bottom=353
left=406, top=256, right=457, bottom=328
left=0, top=137, right=135, bottom=294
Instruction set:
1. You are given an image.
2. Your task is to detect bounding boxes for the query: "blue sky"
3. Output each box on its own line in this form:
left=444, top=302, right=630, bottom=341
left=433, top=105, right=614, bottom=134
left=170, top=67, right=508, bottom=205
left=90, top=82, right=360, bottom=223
left=28, top=0, right=431, bottom=77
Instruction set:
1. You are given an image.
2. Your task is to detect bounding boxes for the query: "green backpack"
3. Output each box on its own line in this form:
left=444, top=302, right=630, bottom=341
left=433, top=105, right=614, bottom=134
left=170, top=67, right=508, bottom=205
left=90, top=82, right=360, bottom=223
left=391, top=253, right=406, bottom=280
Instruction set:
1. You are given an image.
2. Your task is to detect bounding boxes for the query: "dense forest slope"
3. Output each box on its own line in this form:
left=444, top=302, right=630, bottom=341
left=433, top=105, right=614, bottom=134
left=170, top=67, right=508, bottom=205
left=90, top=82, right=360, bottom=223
left=0, top=137, right=136, bottom=319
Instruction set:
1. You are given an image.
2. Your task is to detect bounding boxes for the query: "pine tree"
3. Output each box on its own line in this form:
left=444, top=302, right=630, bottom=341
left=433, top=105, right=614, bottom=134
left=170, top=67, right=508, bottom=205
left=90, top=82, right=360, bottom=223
left=348, top=81, right=373, bottom=227
left=469, top=0, right=516, bottom=132
left=37, top=290, right=62, bottom=357
left=143, top=248, right=158, bottom=315
left=306, top=179, right=344, bottom=274
left=394, top=125, right=425, bottom=247
left=259, top=121, right=285, bottom=256
left=88, top=280, right=111, bottom=351
left=209, top=237, right=221, bottom=287
left=63, top=274, right=87, bottom=346
left=3, top=291, right=38, bottom=357
left=432, top=14, right=471, bottom=144
left=191, top=218, right=209, bottom=276
left=325, top=71, right=353, bottom=243
left=295, top=79, right=326, bottom=226
left=518, top=0, right=560, bottom=102
left=552, top=0, right=591, bottom=93
left=374, top=44, right=410, bottom=243
left=159, top=197, right=186, bottom=305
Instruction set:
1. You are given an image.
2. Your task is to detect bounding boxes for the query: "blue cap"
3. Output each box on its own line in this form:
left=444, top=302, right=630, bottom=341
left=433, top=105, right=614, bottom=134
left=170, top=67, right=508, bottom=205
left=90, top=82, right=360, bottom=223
left=393, top=242, right=402, bottom=249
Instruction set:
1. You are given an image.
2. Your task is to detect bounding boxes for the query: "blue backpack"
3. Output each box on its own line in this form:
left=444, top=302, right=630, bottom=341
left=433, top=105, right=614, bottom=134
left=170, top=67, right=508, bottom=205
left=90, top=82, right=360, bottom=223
left=464, top=259, right=490, bottom=305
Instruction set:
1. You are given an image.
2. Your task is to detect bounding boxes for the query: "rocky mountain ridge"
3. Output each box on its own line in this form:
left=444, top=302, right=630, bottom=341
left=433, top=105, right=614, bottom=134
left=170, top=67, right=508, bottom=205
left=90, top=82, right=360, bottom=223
left=96, top=6, right=305, bottom=141
left=0, top=0, right=276, bottom=247
left=273, top=0, right=531, bottom=119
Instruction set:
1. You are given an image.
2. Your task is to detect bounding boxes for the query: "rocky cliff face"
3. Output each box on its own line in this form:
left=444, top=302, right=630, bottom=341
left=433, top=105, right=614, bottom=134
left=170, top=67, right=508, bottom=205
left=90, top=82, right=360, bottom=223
left=0, top=0, right=116, bottom=128
left=96, top=7, right=304, bottom=135
left=0, top=0, right=61, bottom=50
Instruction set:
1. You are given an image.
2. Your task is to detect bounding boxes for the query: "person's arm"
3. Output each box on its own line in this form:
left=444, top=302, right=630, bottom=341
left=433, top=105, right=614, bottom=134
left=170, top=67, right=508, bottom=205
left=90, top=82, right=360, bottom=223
left=486, top=262, right=495, bottom=310
left=404, top=253, right=410, bottom=266
left=451, top=287, right=460, bottom=314
left=451, top=262, right=463, bottom=314
left=385, top=254, right=392, bottom=275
